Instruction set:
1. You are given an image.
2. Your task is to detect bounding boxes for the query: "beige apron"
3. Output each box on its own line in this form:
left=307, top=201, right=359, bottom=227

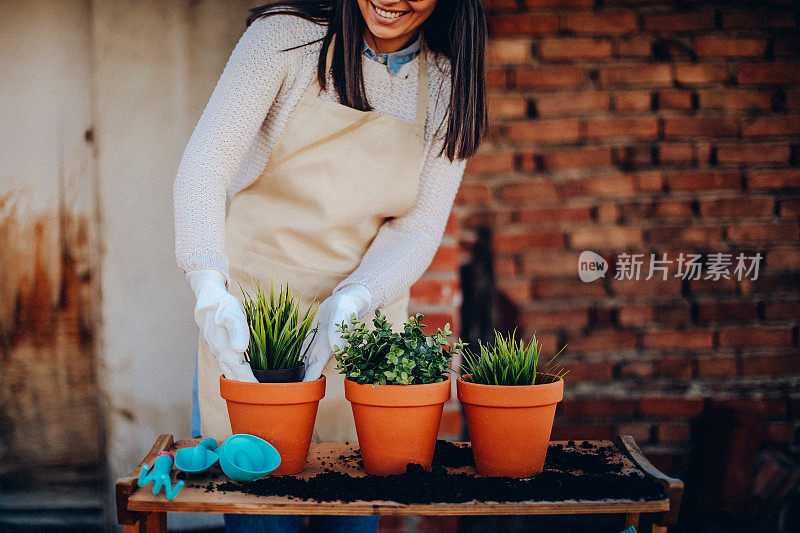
left=197, top=35, right=429, bottom=443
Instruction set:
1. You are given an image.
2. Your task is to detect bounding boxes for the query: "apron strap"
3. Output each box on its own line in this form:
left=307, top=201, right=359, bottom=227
left=317, top=32, right=429, bottom=131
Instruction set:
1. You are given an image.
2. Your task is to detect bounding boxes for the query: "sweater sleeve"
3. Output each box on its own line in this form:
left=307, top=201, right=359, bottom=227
left=173, top=15, right=297, bottom=283
left=333, top=58, right=467, bottom=310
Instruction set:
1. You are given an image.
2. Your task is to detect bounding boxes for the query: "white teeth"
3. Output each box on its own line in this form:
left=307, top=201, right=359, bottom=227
left=373, top=3, right=406, bottom=19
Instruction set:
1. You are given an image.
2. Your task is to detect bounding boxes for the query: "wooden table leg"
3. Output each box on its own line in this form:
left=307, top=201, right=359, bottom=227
left=123, top=512, right=167, bottom=533
left=624, top=512, right=639, bottom=529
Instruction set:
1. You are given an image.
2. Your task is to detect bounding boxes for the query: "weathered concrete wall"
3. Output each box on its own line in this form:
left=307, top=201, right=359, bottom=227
left=0, top=0, right=102, bottom=478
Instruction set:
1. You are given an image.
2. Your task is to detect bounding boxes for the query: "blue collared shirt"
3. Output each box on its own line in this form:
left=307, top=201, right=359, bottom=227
left=362, top=33, right=422, bottom=76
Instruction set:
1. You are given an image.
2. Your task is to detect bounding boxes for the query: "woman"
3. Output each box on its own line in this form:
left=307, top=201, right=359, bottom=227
left=174, top=0, right=486, bottom=531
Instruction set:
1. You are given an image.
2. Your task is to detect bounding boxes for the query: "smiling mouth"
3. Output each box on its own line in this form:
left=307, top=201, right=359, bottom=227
left=371, top=1, right=409, bottom=20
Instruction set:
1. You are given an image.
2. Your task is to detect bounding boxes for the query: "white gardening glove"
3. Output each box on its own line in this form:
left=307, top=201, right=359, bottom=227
left=187, top=269, right=257, bottom=383
left=301, top=284, right=372, bottom=382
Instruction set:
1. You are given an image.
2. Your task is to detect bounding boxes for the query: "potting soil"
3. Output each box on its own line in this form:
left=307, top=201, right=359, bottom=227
left=178, top=440, right=666, bottom=504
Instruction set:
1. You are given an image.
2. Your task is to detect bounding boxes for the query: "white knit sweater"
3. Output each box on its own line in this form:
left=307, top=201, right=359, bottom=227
left=173, top=14, right=466, bottom=310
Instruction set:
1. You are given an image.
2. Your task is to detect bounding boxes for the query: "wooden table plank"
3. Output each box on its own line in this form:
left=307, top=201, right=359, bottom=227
left=122, top=438, right=672, bottom=517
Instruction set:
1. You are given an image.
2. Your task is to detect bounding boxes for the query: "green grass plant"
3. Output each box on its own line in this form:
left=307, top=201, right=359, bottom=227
left=461, top=329, right=568, bottom=386
left=240, top=280, right=318, bottom=371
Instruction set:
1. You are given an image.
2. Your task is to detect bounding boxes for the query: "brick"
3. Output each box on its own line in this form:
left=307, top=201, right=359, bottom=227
left=613, top=278, right=683, bottom=299
left=560, top=359, right=614, bottom=383
left=722, top=9, right=797, bottom=30
left=535, top=91, right=610, bottom=117
left=566, top=330, right=638, bottom=353
left=727, top=223, right=799, bottom=243
left=569, top=225, right=643, bottom=249
left=737, top=62, right=800, bottom=85
left=675, top=63, right=729, bottom=85
left=488, top=93, right=527, bottom=119
left=464, top=152, right=515, bottom=175
left=489, top=14, right=559, bottom=37
left=656, top=356, right=694, bottom=379
left=748, top=169, right=800, bottom=190
left=559, top=398, right=638, bottom=419
left=540, top=147, right=614, bottom=171
left=617, top=37, right=654, bottom=58
left=643, top=11, right=715, bottom=32
left=618, top=304, right=654, bottom=327
left=764, top=299, right=800, bottom=320
left=427, top=245, right=458, bottom=272
left=658, top=143, right=694, bottom=166
left=540, top=38, right=613, bottom=60
left=616, top=422, right=652, bottom=443
left=697, top=355, right=737, bottom=378
left=640, top=397, right=703, bottom=418
left=455, top=181, right=491, bottom=205
left=498, top=179, right=559, bottom=203
left=696, top=300, right=759, bottom=323
left=517, top=206, right=593, bottom=224
left=696, top=36, right=768, bottom=58
left=494, top=228, right=565, bottom=253
left=506, top=119, right=582, bottom=144
left=598, top=64, right=672, bottom=87
left=658, top=89, right=694, bottom=110
left=493, top=257, right=517, bottom=277
left=663, top=116, right=739, bottom=138
left=766, top=248, right=800, bottom=270
left=741, top=354, right=800, bottom=377
left=562, top=12, right=639, bottom=35
left=551, top=423, right=614, bottom=441
left=710, top=398, right=786, bottom=417
left=409, top=278, right=460, bottom=306
left=781, top=198, right=800, bottom=218
left=495, top=277, right=533, bottom=306
left=716, top=143, right=791, bottom=165
left=486, top=39, right=534, bottom=64
left=719, top=327, right=793, bottom=348
left=657, top=422, right=691, bottom=444
left=620, top=359, right=653, bottom=378
left=522, top=306, right=589, bottom=331
left=559, top=174, right=636, bottom=199
left=532, top=279, right=607, bottom=299
left=766, top=422, right=795, bottom=443
left=642, top=330, right=714, bottom=350
left=614, top=90, right=653, bottom=112
left=742, top=116, right=800, bottom=138
left=520, top=250, right=585, bottom=277
left=585, top=117, right=659, bottom=140
left=417, top=312, right=459, bottom=336
left=698, top=196, right=774, bottom=218
left=646, top=225, right=723, bottom=245
left=654, top=199, right=694, bottom=218
left=486, top=67, right=507, bottom=89
left=697, top=89, right=773, bottom=112
left=514, top=65, right=588, bottom=89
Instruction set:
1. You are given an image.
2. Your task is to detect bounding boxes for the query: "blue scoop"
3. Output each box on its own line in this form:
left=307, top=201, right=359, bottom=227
left=218, top=434, right=281, bottom=482
left=174, top=437, right=220, bottom=473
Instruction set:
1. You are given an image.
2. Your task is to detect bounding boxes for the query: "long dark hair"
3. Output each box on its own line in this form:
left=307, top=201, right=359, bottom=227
left=247, top=0, right=486, bottom=161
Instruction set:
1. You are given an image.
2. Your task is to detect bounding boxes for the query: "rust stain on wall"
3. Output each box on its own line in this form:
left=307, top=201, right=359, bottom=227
left=0, top=188, right=102, bottom=481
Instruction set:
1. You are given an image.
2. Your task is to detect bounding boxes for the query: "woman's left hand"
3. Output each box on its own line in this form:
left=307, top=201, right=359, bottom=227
left=302, top=284, right=373, bottom=382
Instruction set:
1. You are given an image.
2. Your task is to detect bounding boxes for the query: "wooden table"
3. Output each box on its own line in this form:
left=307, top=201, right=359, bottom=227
left=116, top=434, right=683, bottom=533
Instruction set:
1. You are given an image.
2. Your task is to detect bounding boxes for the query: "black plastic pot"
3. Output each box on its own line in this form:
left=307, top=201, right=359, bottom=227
left=252, top=365, right=305, bottom=383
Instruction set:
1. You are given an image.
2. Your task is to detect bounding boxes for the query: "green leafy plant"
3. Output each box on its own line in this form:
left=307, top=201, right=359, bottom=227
left=240, top=280, right=318, bottom=371
left=333, top=310, right=464, bottom=386
left=461, top=330, right=568, bottom=386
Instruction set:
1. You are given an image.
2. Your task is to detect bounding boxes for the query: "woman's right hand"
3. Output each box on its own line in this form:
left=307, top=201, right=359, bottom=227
left=187, top=269, right=257, bottom=383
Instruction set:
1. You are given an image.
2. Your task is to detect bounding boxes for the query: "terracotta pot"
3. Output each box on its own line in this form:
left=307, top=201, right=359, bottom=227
left=457, top=374, right=563, bottom=477
left=220, top=374, right=325, bottom=475
left=344, top=378, right=451, bottom=475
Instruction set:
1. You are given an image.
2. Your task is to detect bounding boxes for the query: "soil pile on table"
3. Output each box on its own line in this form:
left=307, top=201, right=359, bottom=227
left=193, top=440, right=666, bottom=504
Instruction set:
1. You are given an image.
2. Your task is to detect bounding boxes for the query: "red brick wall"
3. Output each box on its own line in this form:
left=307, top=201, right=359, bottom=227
left=448, top=0, right=800, bottom=477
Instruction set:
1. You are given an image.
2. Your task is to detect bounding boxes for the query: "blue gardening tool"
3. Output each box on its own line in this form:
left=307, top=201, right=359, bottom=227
left=174, top=437, right=220, bottom=473
left=218, top=434, right=281, bottom=482
left=138, top=451, right=185, bottom=500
